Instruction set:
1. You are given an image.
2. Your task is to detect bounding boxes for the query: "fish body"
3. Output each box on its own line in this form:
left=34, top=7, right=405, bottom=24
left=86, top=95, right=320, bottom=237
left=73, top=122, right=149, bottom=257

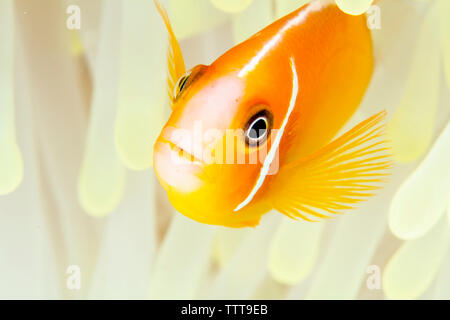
left=153, top=0, right=390, bottom=227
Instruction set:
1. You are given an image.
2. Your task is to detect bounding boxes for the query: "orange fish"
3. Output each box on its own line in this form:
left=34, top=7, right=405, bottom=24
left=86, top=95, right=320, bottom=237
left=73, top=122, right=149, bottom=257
left=153, top=0, right=391, bottom=228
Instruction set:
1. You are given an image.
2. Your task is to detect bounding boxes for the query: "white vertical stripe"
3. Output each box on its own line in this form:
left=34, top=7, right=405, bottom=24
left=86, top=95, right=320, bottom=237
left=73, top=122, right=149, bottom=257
left=234, top=58, right=299, bottom=212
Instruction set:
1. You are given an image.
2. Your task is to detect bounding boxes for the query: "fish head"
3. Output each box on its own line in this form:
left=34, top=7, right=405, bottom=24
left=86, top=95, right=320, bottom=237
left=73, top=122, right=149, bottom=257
left=153, top=62, right=289, bottom=227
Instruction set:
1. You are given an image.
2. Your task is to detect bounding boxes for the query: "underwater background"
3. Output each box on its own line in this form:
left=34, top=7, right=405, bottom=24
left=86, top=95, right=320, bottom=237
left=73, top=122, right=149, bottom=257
left=0, top=0, right=449, bottom=299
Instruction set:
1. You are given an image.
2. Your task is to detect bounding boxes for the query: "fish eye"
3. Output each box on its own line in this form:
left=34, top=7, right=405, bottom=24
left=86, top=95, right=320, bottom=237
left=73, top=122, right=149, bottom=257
left=244, top=110, right=273, bottom=147
left=173, top=71, right=192, bottom=100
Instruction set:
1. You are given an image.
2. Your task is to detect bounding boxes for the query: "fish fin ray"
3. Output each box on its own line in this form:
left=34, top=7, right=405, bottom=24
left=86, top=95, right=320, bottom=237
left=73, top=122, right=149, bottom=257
left=154, top=0, right=186, bottom=109
left=269, top=110, right=392, bottom=222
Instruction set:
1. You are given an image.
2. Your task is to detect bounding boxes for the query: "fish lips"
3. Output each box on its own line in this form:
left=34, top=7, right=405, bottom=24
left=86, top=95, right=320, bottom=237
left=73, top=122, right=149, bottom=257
left=153, top=138, right=205, bottom=194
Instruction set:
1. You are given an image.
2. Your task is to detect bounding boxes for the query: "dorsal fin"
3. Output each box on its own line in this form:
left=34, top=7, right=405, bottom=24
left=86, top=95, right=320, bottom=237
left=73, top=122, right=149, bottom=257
left=154, top=0, right=186, bottom=109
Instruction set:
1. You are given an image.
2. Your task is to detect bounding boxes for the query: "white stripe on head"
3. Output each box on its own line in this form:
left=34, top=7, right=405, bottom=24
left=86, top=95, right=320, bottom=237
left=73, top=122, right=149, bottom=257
left=234, top=57, right=299, bottom=212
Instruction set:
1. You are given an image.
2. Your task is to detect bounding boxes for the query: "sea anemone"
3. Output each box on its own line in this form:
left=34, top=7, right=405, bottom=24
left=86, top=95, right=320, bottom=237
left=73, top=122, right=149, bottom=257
left=0, top=0, right=448, bottom=300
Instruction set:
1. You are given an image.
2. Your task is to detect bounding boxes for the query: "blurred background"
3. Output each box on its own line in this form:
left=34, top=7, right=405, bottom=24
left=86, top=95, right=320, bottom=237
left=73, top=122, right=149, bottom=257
left=0, top=0, right=449, bottom=299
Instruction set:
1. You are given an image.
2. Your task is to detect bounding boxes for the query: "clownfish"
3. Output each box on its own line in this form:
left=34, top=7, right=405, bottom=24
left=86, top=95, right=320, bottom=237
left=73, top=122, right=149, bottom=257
left=153, top=0, right=391, bottom=228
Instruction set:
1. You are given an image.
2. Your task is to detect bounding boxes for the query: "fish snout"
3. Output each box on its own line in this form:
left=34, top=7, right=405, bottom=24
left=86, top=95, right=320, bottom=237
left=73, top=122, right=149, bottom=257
left=160, top=124, right=224, bottom=166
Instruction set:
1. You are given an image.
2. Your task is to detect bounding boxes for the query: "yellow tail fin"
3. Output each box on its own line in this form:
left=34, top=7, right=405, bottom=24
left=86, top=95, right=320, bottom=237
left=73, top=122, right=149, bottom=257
left=269, top=111, right=392, bottom=222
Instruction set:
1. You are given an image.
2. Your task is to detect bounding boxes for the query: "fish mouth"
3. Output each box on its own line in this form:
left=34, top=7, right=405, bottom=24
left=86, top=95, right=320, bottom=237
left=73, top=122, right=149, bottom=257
left=153, top=137, right=205, bottom=194
left=159, top=137, right=204, bottom=166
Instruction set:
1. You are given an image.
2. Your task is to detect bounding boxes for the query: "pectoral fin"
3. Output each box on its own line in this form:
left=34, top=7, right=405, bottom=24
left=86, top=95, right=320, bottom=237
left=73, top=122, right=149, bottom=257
left=268, top=111, right=392, bottom=222
left=154, top=0, right=186, bottom=109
